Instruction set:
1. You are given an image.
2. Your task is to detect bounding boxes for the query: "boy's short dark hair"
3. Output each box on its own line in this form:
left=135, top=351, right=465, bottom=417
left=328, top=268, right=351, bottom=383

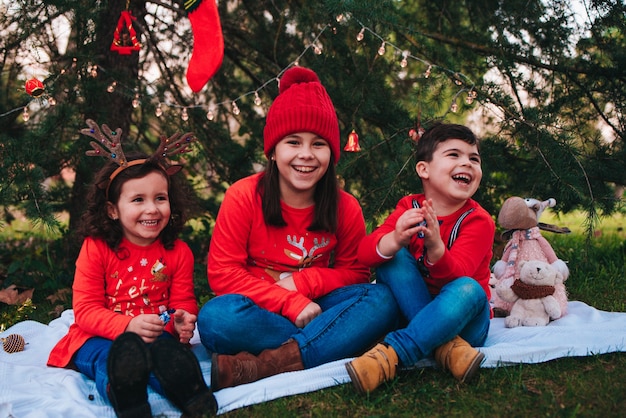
left=415, top=122, right=479, bottom=162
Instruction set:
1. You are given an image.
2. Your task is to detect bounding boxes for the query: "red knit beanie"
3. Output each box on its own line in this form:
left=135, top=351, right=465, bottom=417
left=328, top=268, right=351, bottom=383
left=263, top=67, right=340, bottom=163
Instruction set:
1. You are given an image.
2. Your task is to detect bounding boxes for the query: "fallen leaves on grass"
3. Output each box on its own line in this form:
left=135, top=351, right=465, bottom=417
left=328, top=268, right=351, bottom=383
left=46, top=288, right=71, bottom=304
left=0, top=285, right=34, bottom=305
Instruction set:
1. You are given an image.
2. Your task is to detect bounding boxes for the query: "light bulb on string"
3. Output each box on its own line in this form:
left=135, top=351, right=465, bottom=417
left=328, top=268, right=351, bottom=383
left=454, top=73, right=463, bottom=85
left=22, top=106, right=30, bottom=122
left=90, top=65, right=98, bottom=78
left=132, top=93, right=140, bottom=108
left=155, top=103, right=163, bottom=117
left=465, top=89, right=477, bottom=105
left=313, top=44, right=322, bottom=55
left=254, top=92, right=262, bottom=106
left=377, top=41, right=386, bottom=56
left=47, top=96, right=56, bottom=106
left=232, top=101, right=240, bottom=115
left=424, top=65, right=432, bottom=78
left=207, top=109, right=215, bottom=120
left=107, top=82, right=117, bottom=93
left=400, top=50, right=409, bottom=68
left=181, top=107, right=189, bottom=121
left=356, top=28, right=365, bottom=41
left=450, top=100, right=458, bottom=113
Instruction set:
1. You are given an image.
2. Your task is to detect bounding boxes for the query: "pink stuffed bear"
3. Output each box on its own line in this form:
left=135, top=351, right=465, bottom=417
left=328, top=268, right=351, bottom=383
left=491, top=197, right=570, bottom=318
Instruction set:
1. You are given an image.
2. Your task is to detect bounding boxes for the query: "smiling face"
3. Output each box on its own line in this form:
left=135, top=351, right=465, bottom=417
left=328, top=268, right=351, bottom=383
left=416, top=138, right=482, bottom=213
left=272, top=132, right=331, bottom=207
left=107, top=171, right=171, bottom=246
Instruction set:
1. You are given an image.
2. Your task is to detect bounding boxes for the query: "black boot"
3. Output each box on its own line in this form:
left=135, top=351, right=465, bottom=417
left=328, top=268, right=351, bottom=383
left=151, top=338, right=218, bottom=417
left=107, top=332, right=152, bottom=418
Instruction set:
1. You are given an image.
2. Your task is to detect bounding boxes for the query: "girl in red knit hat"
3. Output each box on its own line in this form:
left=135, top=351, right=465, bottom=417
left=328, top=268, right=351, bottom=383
left=197, top=66, right=399, bottom=389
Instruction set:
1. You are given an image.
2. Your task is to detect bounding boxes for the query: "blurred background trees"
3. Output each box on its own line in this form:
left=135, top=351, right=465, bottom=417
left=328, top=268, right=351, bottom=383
left=1, top=0, right=624, bottom=291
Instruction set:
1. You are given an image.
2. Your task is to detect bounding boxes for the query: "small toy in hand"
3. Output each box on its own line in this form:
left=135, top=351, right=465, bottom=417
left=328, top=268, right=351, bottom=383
left=2, top=334, right=26, bottom=353
left=412, top=199, right=427, bottom=238
left=159, top=306, right=176, bottom=324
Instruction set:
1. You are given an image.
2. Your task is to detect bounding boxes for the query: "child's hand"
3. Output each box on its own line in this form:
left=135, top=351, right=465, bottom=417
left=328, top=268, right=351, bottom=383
left=393, top=205, right=426, bottom=246
left=275, top=273, right=297, bottom=291
left=420, top=199, right=445, bottom=263
left=376, top=204, right=426, bottom=257
left=294, top=301, right=321, bottom=328
left=126, top=314, right=165, bottom=343
left=172, top=309, right=197, bottom=344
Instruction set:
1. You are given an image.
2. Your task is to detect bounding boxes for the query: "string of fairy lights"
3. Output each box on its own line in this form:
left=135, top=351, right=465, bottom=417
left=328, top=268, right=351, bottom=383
left=8, top=15, right=479, bottom=124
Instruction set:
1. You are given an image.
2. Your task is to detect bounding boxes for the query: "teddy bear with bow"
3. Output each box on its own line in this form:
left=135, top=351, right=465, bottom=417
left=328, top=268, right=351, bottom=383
left=496, top=259, right=564, bottom=327
left=491, top=197, right=570, bottom=318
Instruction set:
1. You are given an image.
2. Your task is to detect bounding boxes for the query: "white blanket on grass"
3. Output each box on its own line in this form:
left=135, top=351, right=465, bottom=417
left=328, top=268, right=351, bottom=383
left=0, top=301, right=625, bottom=417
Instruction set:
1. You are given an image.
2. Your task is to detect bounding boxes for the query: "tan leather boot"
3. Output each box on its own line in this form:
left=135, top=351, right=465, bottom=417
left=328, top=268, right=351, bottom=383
left=211, top=340, right=303, bottom=390
left=345, top=343, right=398, bottom=394
left=434, top=335, right=484, bottom=383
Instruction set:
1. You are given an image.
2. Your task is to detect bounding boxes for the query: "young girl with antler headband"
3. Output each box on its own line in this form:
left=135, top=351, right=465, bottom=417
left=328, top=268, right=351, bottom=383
left=47, top=120, right=217, bottom=418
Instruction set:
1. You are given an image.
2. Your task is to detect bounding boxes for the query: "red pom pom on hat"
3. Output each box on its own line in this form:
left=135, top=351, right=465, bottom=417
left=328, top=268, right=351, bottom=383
left=278, top=67, right=320, bottom=94
left=264, top=66, right=340, bottom=163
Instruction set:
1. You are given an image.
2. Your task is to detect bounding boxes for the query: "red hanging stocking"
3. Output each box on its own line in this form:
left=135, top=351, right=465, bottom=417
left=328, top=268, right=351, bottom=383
left=184, top=0, right=224, bottom=92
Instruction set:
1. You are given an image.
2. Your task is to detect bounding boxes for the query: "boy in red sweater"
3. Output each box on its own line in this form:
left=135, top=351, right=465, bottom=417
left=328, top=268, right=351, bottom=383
left=346, top=122, right=494, bottom=393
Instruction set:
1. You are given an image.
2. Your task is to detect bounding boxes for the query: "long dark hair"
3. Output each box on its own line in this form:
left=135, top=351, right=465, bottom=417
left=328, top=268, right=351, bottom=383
left=256, top=159, right=339, bottom=233
left=78, top=152, right=195, bottom=251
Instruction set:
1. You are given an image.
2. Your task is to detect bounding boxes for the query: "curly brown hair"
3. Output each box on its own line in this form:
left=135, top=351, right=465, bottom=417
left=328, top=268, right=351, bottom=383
left=78, top=151, right=196, bottom=251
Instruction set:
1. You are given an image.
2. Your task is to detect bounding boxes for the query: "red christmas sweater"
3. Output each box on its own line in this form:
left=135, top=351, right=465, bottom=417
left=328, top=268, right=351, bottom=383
left=358, top=195, right=494, bottom=303
left=207, top=173, right=371, bottom=323
left=48, top=237, right=197, bottom=368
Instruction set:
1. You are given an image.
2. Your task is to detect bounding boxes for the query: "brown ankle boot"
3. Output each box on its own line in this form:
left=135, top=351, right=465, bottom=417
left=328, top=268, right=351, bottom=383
left=211, top=340, right=303, bottom=390
left=345, top=343, right=398, bottom=394
left=434, top=335, right=484, bottom=383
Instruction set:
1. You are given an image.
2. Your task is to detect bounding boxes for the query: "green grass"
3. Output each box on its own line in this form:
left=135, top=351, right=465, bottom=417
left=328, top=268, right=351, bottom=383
left=1, top=211, right=625, bottom=416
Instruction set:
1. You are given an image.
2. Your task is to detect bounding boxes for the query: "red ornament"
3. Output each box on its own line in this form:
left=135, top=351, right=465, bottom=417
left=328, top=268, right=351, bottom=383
left=409, top=126, right=425, bottom=142
left=25, top=78, right=45, bottom=97
left=344, top=129, right=361, bottom=152
left=111, top=10, right=141, bottom=55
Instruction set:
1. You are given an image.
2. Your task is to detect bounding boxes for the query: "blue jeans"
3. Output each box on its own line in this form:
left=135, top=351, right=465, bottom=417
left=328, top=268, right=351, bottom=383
left=197, top=283, right=399, bottom=368
left=377, top=247, right=490, bottom=368
left=74, top=332, right=173, bottom=402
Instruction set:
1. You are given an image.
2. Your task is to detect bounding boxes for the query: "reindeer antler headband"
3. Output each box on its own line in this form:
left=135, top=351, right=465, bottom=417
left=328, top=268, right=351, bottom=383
left=80, top=119, right=196, bottom=199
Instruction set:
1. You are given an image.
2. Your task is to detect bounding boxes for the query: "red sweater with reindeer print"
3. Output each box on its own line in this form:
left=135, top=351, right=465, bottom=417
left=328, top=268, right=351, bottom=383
left=207, top=173, right=371, bottom=323
left=47, top=237, right=197, bottom=368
